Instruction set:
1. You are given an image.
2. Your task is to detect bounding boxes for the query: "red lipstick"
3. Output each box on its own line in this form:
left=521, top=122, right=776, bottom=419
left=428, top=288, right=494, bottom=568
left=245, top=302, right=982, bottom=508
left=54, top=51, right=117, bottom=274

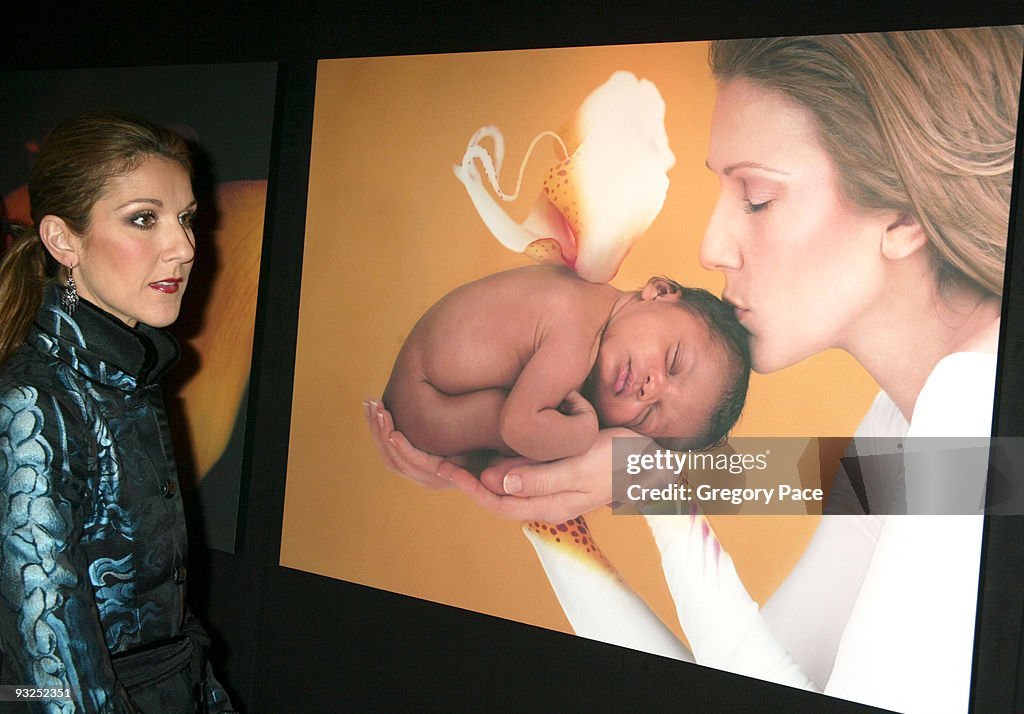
left=149, top=278, right=183, bottom=294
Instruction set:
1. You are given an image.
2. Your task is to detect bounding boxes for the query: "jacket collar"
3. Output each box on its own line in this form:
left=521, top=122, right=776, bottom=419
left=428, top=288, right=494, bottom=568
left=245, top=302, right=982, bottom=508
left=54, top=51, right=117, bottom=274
left=30, top=285, right=180, bottom=391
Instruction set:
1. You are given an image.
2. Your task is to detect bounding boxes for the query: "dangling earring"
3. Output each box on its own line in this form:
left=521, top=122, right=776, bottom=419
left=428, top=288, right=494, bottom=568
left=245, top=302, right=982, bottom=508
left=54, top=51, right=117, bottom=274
left=61, top=268, right=79, bottom=315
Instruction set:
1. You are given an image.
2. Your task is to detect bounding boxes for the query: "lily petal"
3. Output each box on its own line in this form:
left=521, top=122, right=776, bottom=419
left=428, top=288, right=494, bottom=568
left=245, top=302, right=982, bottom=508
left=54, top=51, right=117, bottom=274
left=524, top=516, right=693, bottom=661
left=554, top=72, right=675, bottom=282
left=645, top=509, right=818, bottom=689
left=455, top=71, right=674, bottom=283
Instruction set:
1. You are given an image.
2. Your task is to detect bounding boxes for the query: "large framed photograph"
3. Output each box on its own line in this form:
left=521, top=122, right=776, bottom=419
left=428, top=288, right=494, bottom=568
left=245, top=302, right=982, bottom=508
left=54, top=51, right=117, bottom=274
left=280, top=27, right=1022, bottom=713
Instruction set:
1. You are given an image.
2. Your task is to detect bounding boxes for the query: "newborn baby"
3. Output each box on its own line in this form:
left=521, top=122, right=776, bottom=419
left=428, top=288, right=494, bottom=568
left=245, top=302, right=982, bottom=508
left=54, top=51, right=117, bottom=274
left=384, top=265, right=749, bottom=462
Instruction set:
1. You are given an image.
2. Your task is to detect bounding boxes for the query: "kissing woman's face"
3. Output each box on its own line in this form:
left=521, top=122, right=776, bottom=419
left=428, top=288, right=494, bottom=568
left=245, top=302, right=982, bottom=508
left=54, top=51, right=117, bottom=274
left=701, top=79, right=893, bottom=374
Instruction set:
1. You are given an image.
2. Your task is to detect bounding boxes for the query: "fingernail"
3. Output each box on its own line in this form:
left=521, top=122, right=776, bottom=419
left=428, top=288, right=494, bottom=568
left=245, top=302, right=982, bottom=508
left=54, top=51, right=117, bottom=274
left=377, top=412, right=385, bottom=428
left=503, top=473, right=522, bottom=494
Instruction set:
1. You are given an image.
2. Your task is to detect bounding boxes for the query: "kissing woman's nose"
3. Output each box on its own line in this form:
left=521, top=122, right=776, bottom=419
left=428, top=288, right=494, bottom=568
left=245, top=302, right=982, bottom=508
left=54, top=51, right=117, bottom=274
left=700, top=196, right=741, bottom=272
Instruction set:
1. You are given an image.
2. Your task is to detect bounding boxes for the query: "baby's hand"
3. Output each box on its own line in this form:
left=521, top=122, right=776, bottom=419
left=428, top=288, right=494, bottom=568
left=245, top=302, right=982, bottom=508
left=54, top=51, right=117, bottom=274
left=559, top=390, right=597, bottom=420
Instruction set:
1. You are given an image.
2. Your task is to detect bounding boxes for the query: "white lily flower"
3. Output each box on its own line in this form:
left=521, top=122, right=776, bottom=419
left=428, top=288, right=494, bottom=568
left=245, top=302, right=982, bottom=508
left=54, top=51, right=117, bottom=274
left=526, top=508, right=818, bottom=691
left=523, top=516, right=692, bottom=662
left=454, top=71, right=675, bottom=283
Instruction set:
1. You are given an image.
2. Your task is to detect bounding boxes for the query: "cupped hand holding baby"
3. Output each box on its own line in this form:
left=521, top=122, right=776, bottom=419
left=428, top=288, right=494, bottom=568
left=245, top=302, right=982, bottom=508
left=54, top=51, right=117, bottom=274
left=363, top=397, right=617, bottom=521
left=363, top=399, right=452, bottom=491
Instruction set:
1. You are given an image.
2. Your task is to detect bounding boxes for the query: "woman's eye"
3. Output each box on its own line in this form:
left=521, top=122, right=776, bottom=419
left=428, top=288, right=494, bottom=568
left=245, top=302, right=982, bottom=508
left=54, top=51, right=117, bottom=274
left=179, top=211, right=197, bottom=230
left=129, top=211, right=157, bottom=229
left=743, top=198, right=773, bottom=214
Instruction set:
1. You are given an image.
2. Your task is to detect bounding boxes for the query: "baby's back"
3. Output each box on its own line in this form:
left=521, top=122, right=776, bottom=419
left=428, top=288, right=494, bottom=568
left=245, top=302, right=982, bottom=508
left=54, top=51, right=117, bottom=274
left=383, top=265, right=615, bottom=456
left=405, top=266, right=608, bottom=391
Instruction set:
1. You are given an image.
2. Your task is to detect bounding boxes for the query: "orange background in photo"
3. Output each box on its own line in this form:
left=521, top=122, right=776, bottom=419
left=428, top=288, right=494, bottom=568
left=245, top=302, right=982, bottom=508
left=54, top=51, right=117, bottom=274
left=280, top=42, right=879, bottom=643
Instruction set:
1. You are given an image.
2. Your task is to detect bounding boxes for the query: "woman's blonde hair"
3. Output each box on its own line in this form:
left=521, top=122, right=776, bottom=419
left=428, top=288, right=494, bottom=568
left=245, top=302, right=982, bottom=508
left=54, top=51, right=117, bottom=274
left=709, top=27, right=1023, bottom=300
left=0, top=111, right=191, bottom=364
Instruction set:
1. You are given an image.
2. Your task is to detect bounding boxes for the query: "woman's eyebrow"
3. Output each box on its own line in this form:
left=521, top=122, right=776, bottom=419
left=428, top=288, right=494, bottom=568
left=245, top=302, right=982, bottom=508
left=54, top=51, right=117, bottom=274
left=115, top=197, right=163, bottom=210
left=114, top=198, right=198, bottom=211
left=705, top=159, right=791, bottom=177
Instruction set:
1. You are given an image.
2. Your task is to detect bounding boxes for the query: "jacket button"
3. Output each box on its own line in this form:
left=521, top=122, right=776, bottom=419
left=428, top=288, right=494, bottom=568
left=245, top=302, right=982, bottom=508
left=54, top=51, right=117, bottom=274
left=160, top=480, right=177, bottom=498
left=173, top=565, right=188, bottom=584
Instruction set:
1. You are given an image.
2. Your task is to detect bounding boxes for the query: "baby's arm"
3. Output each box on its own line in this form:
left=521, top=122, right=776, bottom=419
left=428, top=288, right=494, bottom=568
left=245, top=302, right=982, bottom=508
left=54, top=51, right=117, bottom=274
left=500, top=331, right=599, bottom=461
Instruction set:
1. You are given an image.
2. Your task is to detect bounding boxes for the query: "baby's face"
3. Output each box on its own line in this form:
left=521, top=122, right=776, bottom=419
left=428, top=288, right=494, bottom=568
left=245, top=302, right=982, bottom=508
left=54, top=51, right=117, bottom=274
left=587, top=299, right=733, bottom=442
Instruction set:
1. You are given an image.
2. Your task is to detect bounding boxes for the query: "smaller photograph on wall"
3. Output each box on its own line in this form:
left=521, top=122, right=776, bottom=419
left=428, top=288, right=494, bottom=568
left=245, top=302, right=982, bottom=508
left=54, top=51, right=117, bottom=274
left=0, top=62, right=279, bottom=552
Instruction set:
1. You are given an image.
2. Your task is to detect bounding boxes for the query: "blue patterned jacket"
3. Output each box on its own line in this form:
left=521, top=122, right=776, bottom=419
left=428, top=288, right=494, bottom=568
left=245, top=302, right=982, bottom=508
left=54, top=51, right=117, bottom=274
left=0, top=288, right=231, bottom=712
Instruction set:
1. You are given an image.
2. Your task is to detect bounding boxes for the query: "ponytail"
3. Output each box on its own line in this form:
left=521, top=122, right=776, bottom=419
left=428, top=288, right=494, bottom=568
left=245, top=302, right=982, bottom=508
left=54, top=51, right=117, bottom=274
left=0, top=222, right=51, bottom=365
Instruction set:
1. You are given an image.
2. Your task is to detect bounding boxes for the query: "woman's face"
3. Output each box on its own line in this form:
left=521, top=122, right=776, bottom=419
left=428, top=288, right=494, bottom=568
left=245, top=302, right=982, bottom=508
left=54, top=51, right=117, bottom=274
left=701, top=79, right=889, bottom=373
left=73, top=156, right=196, bottom=328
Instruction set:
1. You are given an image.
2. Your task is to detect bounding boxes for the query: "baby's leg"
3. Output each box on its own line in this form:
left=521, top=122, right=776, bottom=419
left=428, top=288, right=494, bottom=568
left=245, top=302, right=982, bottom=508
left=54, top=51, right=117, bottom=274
left=384, top=371, right=510, bottom=456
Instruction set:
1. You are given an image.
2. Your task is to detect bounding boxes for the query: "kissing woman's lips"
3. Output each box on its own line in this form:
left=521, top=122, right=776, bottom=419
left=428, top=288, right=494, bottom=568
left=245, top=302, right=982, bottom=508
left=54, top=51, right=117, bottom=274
left=724, top=295, right=750, bottom=323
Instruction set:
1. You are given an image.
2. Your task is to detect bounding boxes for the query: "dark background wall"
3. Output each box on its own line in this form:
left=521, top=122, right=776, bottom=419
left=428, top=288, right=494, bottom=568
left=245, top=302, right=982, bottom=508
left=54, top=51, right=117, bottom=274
left=6, top=3, right=1024, bottom=712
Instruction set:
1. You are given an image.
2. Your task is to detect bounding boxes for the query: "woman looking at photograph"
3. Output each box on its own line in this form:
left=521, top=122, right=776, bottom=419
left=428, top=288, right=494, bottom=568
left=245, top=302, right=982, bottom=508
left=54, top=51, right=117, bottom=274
left=0, top=112, right=234, bottom=712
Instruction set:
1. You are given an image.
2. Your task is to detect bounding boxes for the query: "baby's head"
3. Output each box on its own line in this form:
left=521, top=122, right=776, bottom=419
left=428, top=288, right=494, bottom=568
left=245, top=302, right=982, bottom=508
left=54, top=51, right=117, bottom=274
left=586, top=276, right=750, bottom=449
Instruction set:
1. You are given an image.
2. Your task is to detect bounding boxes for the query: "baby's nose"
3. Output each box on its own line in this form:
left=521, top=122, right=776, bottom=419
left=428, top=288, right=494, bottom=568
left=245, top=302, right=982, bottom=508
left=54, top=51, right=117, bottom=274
left=638, top=373, right=658, bottom=400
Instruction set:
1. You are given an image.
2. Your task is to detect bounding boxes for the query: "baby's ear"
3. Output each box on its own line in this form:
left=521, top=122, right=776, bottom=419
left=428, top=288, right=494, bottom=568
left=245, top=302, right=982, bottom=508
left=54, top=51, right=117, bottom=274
left=641, top=276, right=681, bottom=301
